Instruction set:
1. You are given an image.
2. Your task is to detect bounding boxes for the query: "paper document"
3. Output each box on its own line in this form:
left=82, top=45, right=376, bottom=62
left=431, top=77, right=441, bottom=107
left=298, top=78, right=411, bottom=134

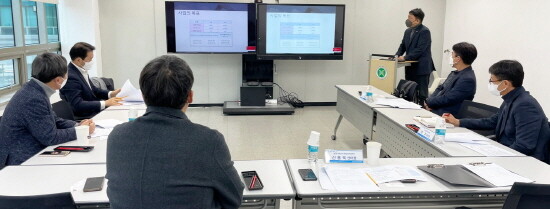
left=361, top=165, right=428, bottom=184
left=462, top=163, right=533, bottom=187
left=91, top=128, right=113, bottom=138
left=106, top=104, right=147, bottom=111
left=460, top=143, right=517, bottom=156
left=375, top=98, right=421, bottom=109
left=324, top=166, right=380, bottom=192
left=116, top=79, right=144, bottom=102
left=318, top=167, right=336, bottom=190
left=95, top=119, right=124, bottom=129
left=444, top=132, right=490, bottom=144
left=413, top=117, right=454, bottom=128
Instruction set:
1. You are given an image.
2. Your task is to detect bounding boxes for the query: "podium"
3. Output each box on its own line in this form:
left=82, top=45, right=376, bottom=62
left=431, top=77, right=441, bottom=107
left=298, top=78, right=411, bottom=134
left=367, top=54, right=415, bottom=93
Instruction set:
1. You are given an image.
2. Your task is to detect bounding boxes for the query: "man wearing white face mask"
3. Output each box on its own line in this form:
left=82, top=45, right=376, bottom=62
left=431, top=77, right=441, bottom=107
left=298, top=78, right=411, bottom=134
left=0, top=53, right=96, bottom=166
left=60, top=42, right=123, bottom=118
left=424, top=42, right=477, bottom=115
left=444, top=60, right=550, bottom=162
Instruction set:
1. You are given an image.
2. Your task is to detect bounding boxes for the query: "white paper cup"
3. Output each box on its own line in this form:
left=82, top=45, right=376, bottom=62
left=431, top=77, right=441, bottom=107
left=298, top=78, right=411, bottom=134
left=75, top=125, right=89, bottom=145
left=366, top=142, right=382, bottom=165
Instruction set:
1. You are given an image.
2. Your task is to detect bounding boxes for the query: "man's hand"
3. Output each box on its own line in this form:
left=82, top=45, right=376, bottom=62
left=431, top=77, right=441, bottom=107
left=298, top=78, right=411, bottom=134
left=79, top=119, right=96, bottom=134
left=106, top=97, right=123, bottom=107
left=424, top=102, right=432, bottom=111
left=110, top=89, right=122, bottom=98
left=398, top=56, right=406, bottom=62
left=442, top=113, right=459, bottom=127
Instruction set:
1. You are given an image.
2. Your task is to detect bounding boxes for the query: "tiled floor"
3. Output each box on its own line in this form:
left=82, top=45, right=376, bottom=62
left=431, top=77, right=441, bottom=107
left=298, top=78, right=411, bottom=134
left=186, top=106, right=365, bottom=209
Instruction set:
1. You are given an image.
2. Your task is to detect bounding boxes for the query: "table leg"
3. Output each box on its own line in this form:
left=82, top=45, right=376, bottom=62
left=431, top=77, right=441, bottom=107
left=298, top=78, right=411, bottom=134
left=331, top=114, right=344, bottom=140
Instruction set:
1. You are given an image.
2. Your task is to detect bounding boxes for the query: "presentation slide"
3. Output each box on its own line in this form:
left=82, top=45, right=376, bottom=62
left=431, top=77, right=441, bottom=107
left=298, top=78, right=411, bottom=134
left=266, top=6, right=336, bottom=54
left=174, top=3, right=249, bottom=53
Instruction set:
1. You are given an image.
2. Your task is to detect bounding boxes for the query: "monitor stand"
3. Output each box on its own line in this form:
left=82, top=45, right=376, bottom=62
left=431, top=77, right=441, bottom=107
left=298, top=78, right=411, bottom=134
left=222, top=54, right=294, bottom=115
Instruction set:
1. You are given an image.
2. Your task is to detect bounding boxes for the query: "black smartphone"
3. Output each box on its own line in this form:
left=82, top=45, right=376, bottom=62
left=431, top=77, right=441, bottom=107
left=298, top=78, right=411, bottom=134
left=83, top=177, right=105, bottom=192
left=298, top=169, right=317, bottom=181
left=54, top=146, right=94, bottom=152
left=241, top=171, right=263, bottom=190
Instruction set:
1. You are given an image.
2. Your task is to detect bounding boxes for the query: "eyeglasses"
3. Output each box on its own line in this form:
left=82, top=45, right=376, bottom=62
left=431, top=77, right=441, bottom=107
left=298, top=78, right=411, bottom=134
left=488, top=79, right=501, bottom=83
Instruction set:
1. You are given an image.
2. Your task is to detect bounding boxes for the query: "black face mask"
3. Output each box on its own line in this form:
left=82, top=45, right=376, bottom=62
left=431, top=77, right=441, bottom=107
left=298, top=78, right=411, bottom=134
left=405, top=19, right=412, bottom=28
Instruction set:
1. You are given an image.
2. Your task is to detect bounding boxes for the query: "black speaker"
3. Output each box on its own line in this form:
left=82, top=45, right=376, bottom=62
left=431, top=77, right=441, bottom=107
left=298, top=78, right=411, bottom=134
left=241, top=87, right=266, bottom=106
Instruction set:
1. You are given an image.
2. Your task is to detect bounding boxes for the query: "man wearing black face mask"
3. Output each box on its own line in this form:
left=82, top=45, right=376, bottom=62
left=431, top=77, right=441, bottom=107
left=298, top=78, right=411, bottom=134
left=395, top=8, right=435, bottom=105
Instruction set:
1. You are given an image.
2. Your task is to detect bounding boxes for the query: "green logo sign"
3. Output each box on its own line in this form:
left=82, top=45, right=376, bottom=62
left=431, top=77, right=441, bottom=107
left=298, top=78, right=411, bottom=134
left=377, top=67, right=387, bottom=79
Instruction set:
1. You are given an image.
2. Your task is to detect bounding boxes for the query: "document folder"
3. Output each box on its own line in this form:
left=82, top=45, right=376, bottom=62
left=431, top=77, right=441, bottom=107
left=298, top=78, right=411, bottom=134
left=418, top=164, right=494, bottom=187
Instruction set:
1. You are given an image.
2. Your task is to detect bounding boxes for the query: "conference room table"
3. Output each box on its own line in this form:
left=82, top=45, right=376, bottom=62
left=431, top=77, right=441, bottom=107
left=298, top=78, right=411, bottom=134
left=287, top=157, right=550, bottom=209
left=1, top=160, right=295, bottom=209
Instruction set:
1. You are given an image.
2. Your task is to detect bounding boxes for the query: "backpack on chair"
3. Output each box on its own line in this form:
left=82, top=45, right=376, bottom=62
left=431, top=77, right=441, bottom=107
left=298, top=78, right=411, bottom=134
left=392, top=79, right=419, bottom=103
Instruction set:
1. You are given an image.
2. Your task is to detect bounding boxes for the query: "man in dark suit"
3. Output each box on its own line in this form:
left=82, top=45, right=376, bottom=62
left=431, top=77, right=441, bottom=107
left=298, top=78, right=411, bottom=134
left=0, top=53, right=95, bottom=166
left=425, top=42, right=477, bottom=115
left=444, top=60, right=550, bottom=162
left=395, top=8, right=435, bottom=104
left=60, top=42, right=122, bottom=118
left=106, top=55, right=244, bottom=209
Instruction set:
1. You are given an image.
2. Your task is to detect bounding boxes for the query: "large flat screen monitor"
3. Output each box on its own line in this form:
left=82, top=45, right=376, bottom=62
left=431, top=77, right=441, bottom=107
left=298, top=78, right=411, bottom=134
left=165, top=2, right=256, bottom=53
left=256, top=4, right=345, bottom=60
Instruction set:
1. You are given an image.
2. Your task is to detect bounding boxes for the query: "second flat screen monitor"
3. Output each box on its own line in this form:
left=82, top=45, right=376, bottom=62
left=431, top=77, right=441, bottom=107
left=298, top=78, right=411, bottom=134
left=257, top=4, right=345, bottom=60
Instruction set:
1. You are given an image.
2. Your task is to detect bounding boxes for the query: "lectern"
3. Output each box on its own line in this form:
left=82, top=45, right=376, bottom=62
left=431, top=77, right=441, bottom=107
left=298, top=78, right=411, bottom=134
left=367, top=54, right=415, bottom=93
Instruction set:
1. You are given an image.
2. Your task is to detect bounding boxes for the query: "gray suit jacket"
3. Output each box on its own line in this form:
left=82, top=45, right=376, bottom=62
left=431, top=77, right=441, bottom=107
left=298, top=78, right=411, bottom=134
left=0, top=79, right=77, bottom=166
left=106, top=106, right=244, bottom=209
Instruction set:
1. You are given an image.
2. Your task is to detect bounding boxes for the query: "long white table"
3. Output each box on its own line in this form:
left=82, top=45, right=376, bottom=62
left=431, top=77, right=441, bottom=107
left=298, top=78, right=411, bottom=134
left=0, top=160, right=295, bottom=209
left=374, top=107, right=523, bottom=158
left=287, top=157, right=550, bottom=209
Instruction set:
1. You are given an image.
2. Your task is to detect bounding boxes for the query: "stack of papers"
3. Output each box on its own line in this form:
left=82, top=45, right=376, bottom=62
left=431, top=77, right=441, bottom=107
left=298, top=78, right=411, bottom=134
left=413, top=116, right=454, bottom=128
left=116, top=79, right=144, bottom=102
left=460, top=143, right=517, bottom=156
left=444, top=132, right=490, bottom=145
left=323, top=166, right=380, bottom=192
left=375, top=98, right=421, bottom=109
left=361, top=165, right=428, bottom=184
left=462, top=163, right=533, bottom=187
left=95, top=119, right=124, bottom=129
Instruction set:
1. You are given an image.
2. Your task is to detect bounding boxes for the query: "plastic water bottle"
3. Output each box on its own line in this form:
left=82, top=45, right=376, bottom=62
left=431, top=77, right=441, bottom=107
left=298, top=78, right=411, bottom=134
left=365, top=86, right=374, bottom=103
left=434, top=117, right=446, bottom=145
left=307, top=131, right=320, bottom=163
left=128, top=106, right=138, bottom=122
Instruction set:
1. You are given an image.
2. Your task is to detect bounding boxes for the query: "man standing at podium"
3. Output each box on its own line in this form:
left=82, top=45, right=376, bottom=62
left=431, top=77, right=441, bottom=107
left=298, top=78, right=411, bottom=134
left=395, top=8, right=435, bottom=104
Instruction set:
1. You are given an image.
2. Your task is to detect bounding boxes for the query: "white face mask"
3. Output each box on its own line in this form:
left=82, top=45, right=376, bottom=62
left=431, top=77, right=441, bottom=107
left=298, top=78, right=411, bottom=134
left=488, top=81, right=505, bottom=96
left=59, top=77, right=67, bottom=89
left=82, top=61, right=94, bottom=71
left=449, top=55, right=455, bottom=67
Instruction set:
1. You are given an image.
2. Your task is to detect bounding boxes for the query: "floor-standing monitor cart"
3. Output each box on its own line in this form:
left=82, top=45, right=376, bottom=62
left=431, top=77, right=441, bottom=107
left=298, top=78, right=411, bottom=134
left=368, top=54, right=414, bottom=93
left=223, top=54, right=294, bottom=115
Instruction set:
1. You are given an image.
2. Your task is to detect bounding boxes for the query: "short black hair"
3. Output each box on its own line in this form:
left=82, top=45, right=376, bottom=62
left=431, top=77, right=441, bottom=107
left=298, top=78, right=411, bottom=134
left=489, top=60, right=524, bottom=87
left=409, top=8, right=425, bottom=22
left=69, top=42, right=95, bottom=61
left=452, top=42, right=478, bottom=65
left=139, top=55, right=194, bottom=109
left=31, top=52, right=68, bottom=83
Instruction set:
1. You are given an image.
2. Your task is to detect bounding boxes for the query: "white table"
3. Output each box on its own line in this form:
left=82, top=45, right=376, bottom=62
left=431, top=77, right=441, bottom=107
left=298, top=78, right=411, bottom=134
left=287, top=157, right=550, bottom=209
left=0, top=160, right=295, bottom=209
left=333, top=85, right=394, bottom=142
left=374, top=108, right=523, bottom=157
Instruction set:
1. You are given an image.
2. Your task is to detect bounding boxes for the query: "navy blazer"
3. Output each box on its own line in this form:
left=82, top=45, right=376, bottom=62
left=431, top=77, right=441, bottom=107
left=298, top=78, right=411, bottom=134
left=60, top=62, right=109, bottom=118
left=426, top=66, right=477, bottom=115
left=460, top=87, right=550, bottom=162
left=106, top=106, right=244, bottom=209
left=0, top=79, right=77, bottom=166
left=396, top=24, right=435, bottom=75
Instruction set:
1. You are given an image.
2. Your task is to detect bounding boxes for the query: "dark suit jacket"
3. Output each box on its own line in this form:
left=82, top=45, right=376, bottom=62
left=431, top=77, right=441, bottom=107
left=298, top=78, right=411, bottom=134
left=106, top=106, right=244, bottom=209
left=60, top=62, right=109, bottom=118
left=460, top=87, right=550, bottom=162
left=426, top=66, right=477, bottom=115
left=0, top=79, right=77, bottom=166
left=396, top=24, right=435, bottom=76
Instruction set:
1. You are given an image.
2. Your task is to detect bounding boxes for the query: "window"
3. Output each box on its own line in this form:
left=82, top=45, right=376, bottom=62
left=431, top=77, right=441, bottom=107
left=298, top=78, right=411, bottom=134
left=22, top=0, right=39, bottom=45
left=0, top=59, right=18, bottom=89
left=26, top=54, right=36, bottom=80
left=0, top=0, right=15, bottom=48
left=45, top=3, right=58, bottom=43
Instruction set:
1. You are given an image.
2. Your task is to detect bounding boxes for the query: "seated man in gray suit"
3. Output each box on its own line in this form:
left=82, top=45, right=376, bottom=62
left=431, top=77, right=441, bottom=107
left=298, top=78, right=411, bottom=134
left=106, top=55, right=244, bottom=209
left=0, top=53, right=95, bottom=166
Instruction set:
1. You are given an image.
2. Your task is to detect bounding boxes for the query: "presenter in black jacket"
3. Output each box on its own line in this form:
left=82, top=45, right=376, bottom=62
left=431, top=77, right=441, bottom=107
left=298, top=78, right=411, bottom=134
left=395, top=8, right=435, bottom=104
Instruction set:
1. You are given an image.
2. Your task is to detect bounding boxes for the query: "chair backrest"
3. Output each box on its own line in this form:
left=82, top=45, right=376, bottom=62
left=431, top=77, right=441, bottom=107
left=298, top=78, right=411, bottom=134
left=393, top=79, right=418, bottom=103
left=52, top=100, right=75, bottom=121
left=0, top=192, right=76, bottom=209
left=455, top=100, right=499, bottom=136
left=90, top=77, right=115, bottom=91
left=502, top=182, right=550, bottom=209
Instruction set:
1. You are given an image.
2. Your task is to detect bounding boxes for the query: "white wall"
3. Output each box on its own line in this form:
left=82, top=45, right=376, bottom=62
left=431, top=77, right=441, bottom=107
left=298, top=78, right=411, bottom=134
left=58, top=0, right=103, bottom=77
left=442, top=0, right=550, bottom=113
left=99, top=0, right=446, bottom=104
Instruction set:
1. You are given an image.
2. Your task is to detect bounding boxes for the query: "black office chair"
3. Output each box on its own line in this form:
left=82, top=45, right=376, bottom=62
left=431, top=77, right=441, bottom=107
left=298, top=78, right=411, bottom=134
left=455, top=100, right=499, bottom=137
left=52, top=100, right=76, bottom=121
left=502, top=182, right=550, bottom=209
left=0, top=192, right=76, bottom=209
